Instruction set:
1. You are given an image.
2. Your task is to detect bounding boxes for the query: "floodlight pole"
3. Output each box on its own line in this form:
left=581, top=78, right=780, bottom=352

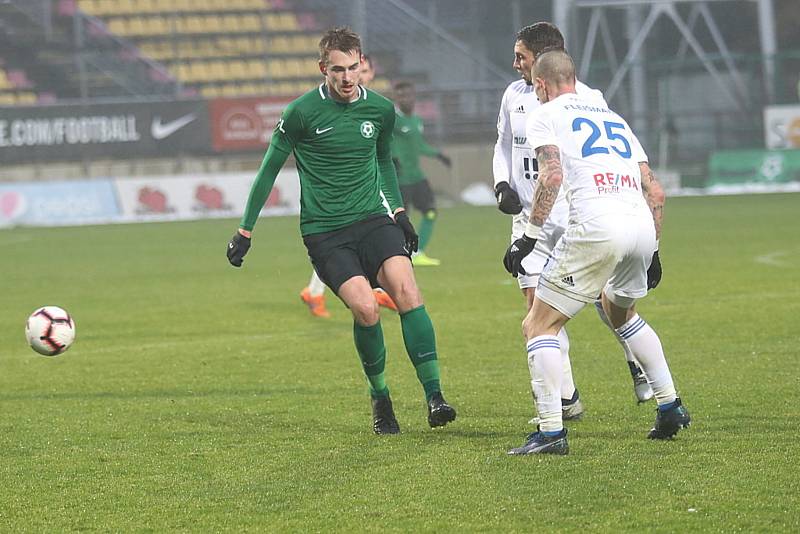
left=553, top=0, right=574, bottom=54
left=757, top=0, right=776, bottom=103
left=626, top=5, right=647, bottom=137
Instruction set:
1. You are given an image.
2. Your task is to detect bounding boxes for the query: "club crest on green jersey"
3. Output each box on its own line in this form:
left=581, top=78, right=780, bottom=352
left=360, top=121, right=375, bottom=138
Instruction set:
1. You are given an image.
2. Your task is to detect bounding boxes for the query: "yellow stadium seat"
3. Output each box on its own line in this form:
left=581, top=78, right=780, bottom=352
left=240, top=83, right=258, bottom=95
left=209, top=61, right=227, bottom=81
left=176, top=62, right=192, bottom=81
left=248, top=59, right=268, bottom=78
left=279, top=13, right=297, bottom=31
left=227, top=60, right=248, bottom=80
left=107, top=18, right=128, bottom=35
left=137, top=0, right=157, bottom=14
left=200, top=85, right=219, bottom=98
left=80, top=0, right=97, bottom=15
left=269, top=36, right=289, bottom=53
left=239, top=14, right=260, bottom=32
left=16, top=92, right=37, bottom=104
left=187, top=62, right=208, bottom=82
left=127, top=17, right=147, bottom=36
left=173, top=0, right=192, bottom=13
left=147, top=17, right=164, bottom=36
left=222, top=84, right=240, bottom=97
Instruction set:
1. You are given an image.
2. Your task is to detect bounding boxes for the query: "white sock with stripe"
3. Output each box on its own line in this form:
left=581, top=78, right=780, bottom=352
left=615, top=315, right=677, bottom=406
left=527, top=335, right=563, bottom=433
left=557, top=327, right=576, bottom=401
left=308, top=271, right=326, bottom=297
left=595, top=301, right=640, bottom=370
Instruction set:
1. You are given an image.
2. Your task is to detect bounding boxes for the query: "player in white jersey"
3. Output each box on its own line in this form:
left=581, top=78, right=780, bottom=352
left=503, top=50, right=690, bottom=455
left=493, top=23, right=654, bottom=418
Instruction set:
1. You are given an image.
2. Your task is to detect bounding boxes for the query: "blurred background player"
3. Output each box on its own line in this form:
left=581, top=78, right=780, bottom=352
left=504, top=50, right=689, bottom=455
left=492, top=23, right=654, bottom=420
left=392, top=80, right=452, bottom=267
left=300, top=54, right=398, bottom=317
left=228, top=28, right=456, bottom=434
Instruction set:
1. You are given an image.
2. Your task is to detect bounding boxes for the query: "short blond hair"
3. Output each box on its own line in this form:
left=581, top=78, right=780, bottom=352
left=318, top=27, right=362, bottom=65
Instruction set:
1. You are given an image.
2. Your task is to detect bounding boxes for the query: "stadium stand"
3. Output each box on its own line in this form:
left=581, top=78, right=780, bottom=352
left=0, top=0, right=391, bottom=104
left=73, top=0, right=381, bottom=98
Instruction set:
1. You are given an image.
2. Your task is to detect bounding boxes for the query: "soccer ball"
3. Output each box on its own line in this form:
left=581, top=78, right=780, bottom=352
left=25, top=306, right=76, bottom=356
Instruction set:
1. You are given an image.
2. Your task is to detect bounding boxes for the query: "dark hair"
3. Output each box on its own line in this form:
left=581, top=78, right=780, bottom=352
left=318, top=27, right=362, bottom=64
left=393, top=80, right=414, bottom=91
left=516, top=22, right=565, bottom=56
left=363, top=54, right=373, bottom=67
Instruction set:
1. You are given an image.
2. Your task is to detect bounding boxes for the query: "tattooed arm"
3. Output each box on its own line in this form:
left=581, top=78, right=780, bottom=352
left=639, top=161, right=665, bottom=240
left=529, top=144, right=564, bottom=229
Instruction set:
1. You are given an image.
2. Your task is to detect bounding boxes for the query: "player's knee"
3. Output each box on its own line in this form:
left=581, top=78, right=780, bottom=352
left=392, top=282, right=423, bottom=312
left=424, top=209, right=437, bottom=220
left=351, top=299, right=380, bottom=326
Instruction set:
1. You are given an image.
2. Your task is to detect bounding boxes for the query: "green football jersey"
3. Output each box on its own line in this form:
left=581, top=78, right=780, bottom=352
left=269, top=83, right=402, bottom=235
left=392, top=111, right=440, bottom=186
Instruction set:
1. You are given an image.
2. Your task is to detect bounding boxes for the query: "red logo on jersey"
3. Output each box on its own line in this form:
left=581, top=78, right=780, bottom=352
left=593, top=172, right=639, bottom=194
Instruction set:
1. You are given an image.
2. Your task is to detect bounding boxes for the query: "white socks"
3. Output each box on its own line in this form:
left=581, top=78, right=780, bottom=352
left=557, top=327, right=576, bottom=401
left=615, top=315, right=677, bottom=405
left=595, top=301, right=638, bottom=367
left=308, top=270, right=326, bottom=297
left=527, top=335, right=563, bottom=433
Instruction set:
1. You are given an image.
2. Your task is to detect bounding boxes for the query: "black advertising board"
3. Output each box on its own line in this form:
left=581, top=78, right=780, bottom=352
left=0, top=99, right=211, bottom=164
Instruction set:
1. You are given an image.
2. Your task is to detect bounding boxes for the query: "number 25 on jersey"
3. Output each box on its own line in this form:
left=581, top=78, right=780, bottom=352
left=572, top=117, right=632, bottom=159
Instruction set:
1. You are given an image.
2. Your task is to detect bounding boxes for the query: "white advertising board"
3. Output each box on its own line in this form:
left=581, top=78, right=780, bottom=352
left=113, top=169, right=300, bottom=223
left=764, top=105, right=800, bottom=149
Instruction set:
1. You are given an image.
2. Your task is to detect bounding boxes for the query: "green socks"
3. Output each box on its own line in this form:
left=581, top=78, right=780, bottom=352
left=353, top=321, right=389, bottom=398
left=418, top=210, right=436, bottom=252
left=400, top=305, right=441, bottom=401
left=354, top=306, right=443, bottom=402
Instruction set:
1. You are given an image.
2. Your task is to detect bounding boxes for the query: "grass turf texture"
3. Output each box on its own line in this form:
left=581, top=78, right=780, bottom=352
left=1, top=193, right=798, bottom=532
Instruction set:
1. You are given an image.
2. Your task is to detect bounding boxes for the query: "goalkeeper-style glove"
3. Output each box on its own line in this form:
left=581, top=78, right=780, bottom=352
left=394, top=211, right=419, bottom=254
left=494, top=181, right=523, bottom=215
left=227, top=232, right=251, bottom=267
left=647, top=250, right=662, bottom=289
left=503, top=235, right=536, bottom=276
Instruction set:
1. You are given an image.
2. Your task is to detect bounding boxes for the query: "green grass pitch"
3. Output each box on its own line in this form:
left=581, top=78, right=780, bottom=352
left=1, top=193, right=798, bottom=531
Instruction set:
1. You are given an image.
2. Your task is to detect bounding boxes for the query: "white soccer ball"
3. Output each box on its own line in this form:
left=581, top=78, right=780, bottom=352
left=25, top=306, right=76, bottom=356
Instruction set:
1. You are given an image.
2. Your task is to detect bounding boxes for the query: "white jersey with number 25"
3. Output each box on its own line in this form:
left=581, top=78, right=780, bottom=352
left=525, top=92, right=650, bottom=225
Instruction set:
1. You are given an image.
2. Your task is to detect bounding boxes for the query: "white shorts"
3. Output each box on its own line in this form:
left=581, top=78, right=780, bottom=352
left=537, top=213, right=656, bottom=317
left=511, top=202, right=569, bottom=289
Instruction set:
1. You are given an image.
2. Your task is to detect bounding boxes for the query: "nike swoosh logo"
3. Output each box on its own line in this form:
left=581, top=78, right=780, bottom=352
left=151, top=113, right=197, bottom=140
left=416, top=351, right=436, bottom=359
left=315, top=126, right=334, bottom=135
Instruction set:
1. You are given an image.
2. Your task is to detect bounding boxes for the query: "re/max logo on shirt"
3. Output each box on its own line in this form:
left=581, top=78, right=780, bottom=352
left=593, top=172, right=639, bottom=194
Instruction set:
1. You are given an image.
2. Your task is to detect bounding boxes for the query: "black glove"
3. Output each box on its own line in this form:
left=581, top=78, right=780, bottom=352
left=647, top=250, right=662, bottom=289
left=437, top=153, right=452, bottom=168
left=394, top=211, right=419, bottom=254
left=227, top=232, right=251, bottom=267
left=494, top=181, right=523, bottom=215
left=503, top=235, right=536, bottom=276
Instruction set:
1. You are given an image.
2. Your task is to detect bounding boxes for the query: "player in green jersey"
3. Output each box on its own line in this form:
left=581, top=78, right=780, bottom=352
left=227, top=28, right=456, bottom=434
left=392, top=80, right=452, bottom=267
left=299, top=54, right=398, bottom=318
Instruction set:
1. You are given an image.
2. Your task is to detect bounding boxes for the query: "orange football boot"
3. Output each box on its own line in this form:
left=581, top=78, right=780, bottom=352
left=300, top=287, right=331, bottom=318
left=373, top=289, right=398, bottom=311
